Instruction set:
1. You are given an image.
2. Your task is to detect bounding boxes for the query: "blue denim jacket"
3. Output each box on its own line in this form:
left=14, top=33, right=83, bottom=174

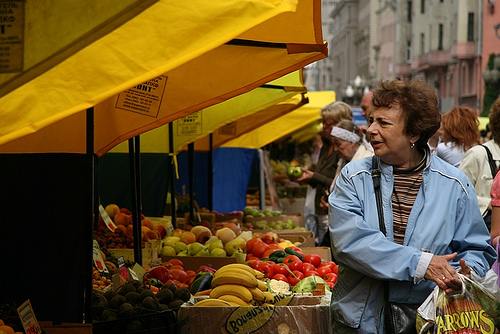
left=328, top=153, right=496, bottom=332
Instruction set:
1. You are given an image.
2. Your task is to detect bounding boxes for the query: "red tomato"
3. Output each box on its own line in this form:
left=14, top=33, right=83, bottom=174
left=169, top=265, right=185, bottom=271
left=272, top=263, right=289, bottom=276
left=302, top=263, right=316, bottom=272
left=283, top=255, right=303, bottom=272
left=169, top=269, right=188, bottom=284
left=324, top=272, right=338, bottom=283
left=287, top=246, right=305, bottom=257
left=287, top=275, right=300, bottom=286
left=245, top=238, right=261, bottom=254
left=292, top=270, right=304, bottom=280
left=166, top=259, right=184, bottom=268
left=255, top=261, right=274, bottom=278
left=317, top=266, right=332, bottom=278
left=273, top=274, right=289, bottom=283
left=304, top=254, right=322, bottom=268
left=320, top=261, right=339, bottom=274
left=253, top=242, right=270, bottom=258
left=246, top=259, right=260, bottom=269
left=304, top=270, right=319, bottom=277
left=185, top=270, right=196, bottom=278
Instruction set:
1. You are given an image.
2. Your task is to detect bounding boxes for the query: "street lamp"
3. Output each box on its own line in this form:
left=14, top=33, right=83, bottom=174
left=342, top=76, right=369, bottom=106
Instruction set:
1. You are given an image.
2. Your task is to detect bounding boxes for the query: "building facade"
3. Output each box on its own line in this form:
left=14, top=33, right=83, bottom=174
left=308, top=0, right=493, bottom=112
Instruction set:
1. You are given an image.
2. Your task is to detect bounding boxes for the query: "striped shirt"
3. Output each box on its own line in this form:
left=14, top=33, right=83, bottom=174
left=391, top=152, right=426, bottom=244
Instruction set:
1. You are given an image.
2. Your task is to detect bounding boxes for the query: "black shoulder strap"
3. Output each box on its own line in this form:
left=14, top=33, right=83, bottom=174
left=480, top=144, right=497, bottom=177
left=371, top=156, right=386, bottom=236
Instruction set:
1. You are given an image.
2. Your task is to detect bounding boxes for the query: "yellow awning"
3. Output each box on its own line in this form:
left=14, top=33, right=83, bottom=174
left=0, top=0, right=326, bottom=156
left=111, top=70, right=306, bottom=153
left=222, top=91, right=335, bottom=148
left=479, top=117, right=489, bottom=131
left=0, top=0, right=156, bottom=95
left=290, top=120, right=322, bottom=143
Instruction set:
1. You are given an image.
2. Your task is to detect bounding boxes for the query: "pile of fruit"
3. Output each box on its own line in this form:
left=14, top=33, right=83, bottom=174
left=0, top=320, right=21, bottom=334
left=160, top=225, right=249, bottom=258
left=143, top=259, right=197, bottom=289
left=92, top=267, right=112, bottom=292
left=96, top=204, right=167, bottom=249
left=246, top=240, right=339, bottom=289
left=192, top=264, right=274, bottom=307
left=242, top=208, right=298, bottom=231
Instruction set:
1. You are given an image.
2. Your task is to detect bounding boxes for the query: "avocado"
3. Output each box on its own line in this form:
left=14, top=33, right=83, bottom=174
left=126, top=320, right=143, bottom=332
left=168, top=299, right=184, bottom=310
left=139, top=289, right=154, bottom=300
left=156, top=289, right=174, bottom=304
left=119, top=282, right=136, bottom=295
left=124, top=291, right=141, bottom=305
left=102, top=309, right=118, bottom=321
left=118, top=302, right=135, bottom=318
left=142, top=296, right=158, bottom=310
left=175, top=288, right=191, bottom=302
left=109, top=294, right=127, bottom=309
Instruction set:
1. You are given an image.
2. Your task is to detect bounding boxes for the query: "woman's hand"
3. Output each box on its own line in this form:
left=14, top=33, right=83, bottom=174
left=296, top=168, right=314, bottom=183
left=425, top=253, right=460, bottom=293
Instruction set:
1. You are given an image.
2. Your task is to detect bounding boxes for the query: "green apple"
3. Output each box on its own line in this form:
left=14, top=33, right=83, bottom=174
left=160, top=245, right=176, bottom=257
left=177, top=250, right=188, bottom=256
left=224, top=237, right=246, bottom=256
left=163, top=236, right=180, bottom=247
left=210, top=248, right=227, bottom=257
left=173, top=241, right=187, bottom=254
left=207, top=239, right=224, bottom=252
left=187, top=242, right=204, bottom=256
left=195, top=247, right=210, bottom=257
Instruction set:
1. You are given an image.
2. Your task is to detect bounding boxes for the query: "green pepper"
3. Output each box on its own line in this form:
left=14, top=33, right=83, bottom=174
left=269, top=250, right=287, bottom=263
left=284, top=247, right=304, bottom=261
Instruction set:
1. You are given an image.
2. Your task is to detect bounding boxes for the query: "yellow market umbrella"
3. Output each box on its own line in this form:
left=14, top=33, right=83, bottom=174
left=0, top=0, right=326, bottom=156
left=110, top=70, right=306, bottom=153
left=479, top=117, right=489, bottom=131
left=223, top=91, right=335, bottom=148
left=290, top=120, right=322, bottom=143
left=0, top=0, right=156, bottom=95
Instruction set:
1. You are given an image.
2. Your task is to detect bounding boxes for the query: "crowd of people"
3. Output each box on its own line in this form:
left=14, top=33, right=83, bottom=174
left=297, top=79, right=500, bottom=333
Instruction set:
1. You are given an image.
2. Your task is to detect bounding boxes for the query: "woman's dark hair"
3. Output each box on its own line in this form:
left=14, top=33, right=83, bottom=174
left=489, top=97, right=500, bottom=144
left=372, top=80, right=441, bottom=149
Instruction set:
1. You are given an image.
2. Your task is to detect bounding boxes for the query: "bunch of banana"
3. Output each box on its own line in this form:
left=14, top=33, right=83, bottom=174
left=193, top=298, right=238, bottom=307
left=208, top=264, right=269, bottom=306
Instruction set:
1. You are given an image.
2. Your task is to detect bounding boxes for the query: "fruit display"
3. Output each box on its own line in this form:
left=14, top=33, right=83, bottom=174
left=0, top=320, right=20, bottom=334
left=246, top=240, right=339, bottom=289
left=143, top=259, right=196, bottom=289
left=96, top=204, right=167, bottom=249
left=160, top=225, right=250, bottom=258
left=192, top=264, right=274, bottom=307
left=93, top=267, right=112, bottom=292
left=242, top=208, right=300, bottom=231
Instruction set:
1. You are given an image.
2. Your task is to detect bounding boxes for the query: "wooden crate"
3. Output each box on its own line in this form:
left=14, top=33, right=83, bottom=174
left=40, top=322, right=92, bottom=334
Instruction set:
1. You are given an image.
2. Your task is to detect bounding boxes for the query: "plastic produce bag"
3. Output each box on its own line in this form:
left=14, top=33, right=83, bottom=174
left=416, top=274, right=497, bottom=334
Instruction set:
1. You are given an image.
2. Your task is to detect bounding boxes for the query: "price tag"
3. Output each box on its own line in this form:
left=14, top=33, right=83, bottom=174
left=92, top=240, right=108, bottom=273
left=17, top=300, right=42, bottom=334
left=99, top=204, right=117, bottom=232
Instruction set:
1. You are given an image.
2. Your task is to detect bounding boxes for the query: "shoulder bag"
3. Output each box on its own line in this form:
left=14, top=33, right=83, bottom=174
left=371, top=156, right=419, bottom=334
left=480, top=144, right=498, bottom=231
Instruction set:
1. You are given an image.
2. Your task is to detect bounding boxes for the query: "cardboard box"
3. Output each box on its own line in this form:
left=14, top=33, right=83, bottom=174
left=40, top=322, right=92, bottom=334
left=178, top=302, right=331, bottom=334
left=276, top=230, right=315, bottom=247
left=301, top=246, right=332, bottom=262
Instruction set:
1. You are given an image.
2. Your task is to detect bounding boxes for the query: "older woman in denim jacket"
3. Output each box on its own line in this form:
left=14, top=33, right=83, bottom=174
left=328, top=80, right=495, bottom=333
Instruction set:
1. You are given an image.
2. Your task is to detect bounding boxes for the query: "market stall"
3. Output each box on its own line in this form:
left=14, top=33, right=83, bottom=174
left=0, top=0, right=327, bottom=331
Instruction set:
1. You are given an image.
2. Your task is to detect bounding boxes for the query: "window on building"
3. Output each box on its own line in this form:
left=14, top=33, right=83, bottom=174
left=467, top=12, right=474, bottom=41
left=407, top=0, right=412, bottom=22
left=421, top=0, right=425, bottom=14
left=406, top=40, right=411, bottom=61
left=438, top=24, right=444, bottom=50
left=420, top=33, right=425, bottom=55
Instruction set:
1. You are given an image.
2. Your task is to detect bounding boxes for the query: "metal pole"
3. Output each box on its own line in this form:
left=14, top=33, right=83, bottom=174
left=168, top=122, right=176, bottom=228
left=258, top=149, right=265, bottom=210
left=208, top=134, right=213, bottom=211
left=129, top=136, right=143, bottom=264
left=84, top=107, right=95, bottom=323
left=188, top=142, right=195, bottom=223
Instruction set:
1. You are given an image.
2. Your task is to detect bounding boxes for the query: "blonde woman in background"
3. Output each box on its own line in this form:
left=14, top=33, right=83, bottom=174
left=297, top=101, right=352, bottom=246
